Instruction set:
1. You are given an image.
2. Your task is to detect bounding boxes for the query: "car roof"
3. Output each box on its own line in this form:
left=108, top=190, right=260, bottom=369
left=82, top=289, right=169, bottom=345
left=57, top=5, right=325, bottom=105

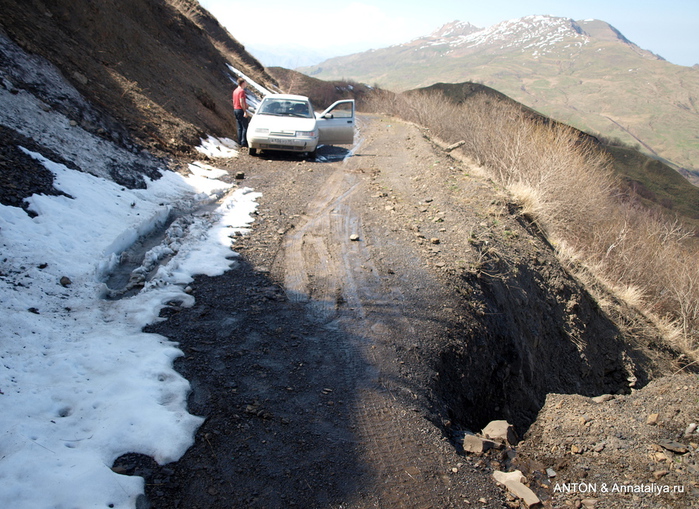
left=262, top=93, right=310, bottom=102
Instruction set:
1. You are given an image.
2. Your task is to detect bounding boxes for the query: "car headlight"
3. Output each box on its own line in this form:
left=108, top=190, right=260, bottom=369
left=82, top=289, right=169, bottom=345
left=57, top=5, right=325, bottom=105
left=254, top=128, right=269, bottom=134
left=296, top=130, right=317, bottom=137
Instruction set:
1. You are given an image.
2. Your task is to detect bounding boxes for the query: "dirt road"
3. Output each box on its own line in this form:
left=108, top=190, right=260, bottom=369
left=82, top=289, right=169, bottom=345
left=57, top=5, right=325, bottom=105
left=136, top=114, right=682, bottom=508
left=133, top=115, right=508, bottom=507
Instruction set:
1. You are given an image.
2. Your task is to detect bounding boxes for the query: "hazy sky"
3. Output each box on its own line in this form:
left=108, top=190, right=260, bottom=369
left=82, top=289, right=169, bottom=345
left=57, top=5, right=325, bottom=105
left=199, top=0, right=698, bottom=67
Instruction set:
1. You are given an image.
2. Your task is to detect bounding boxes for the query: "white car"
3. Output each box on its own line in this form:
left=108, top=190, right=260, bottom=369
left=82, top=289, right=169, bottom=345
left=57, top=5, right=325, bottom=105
left=246, top=94, right=355, bottom=157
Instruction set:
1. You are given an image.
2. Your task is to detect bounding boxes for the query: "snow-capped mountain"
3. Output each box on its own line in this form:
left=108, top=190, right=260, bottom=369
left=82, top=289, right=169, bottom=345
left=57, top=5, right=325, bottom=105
left=399, top=16, right=654, bottom=61
left=426, top=20, right=481, bottom=40
left=300, top=15, right=699, bottom=177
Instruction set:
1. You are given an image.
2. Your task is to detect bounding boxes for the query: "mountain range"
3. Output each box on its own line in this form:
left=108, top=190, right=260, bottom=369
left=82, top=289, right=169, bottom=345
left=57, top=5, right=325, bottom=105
left=300, top=16, right=699, bottom=182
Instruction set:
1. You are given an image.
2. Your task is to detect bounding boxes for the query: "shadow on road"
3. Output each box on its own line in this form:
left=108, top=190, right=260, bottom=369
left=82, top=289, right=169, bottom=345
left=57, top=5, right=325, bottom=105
left=139, top=255, right=371, bottom=508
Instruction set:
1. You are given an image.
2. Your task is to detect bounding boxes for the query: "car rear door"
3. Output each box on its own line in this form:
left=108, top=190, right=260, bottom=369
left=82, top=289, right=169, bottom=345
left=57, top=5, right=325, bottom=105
left=317, top=100, right=355, bottom=145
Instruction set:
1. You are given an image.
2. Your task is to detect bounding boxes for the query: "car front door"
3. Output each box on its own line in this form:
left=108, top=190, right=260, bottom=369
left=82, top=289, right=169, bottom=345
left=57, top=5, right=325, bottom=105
left=317, top=100, right=355, bottom=145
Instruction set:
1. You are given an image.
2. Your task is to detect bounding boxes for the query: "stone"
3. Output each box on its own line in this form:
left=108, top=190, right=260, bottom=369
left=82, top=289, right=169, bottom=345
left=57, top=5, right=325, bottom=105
left=684, top=423, right=697, bottom=436
left=445, top=140, right=465, bottom=152
left=462, top=434, right=496, bottom=454
left=482, top=420, right=518, bottom=445
left=657, top=439, right=688, bottom=454
left=646, top=413, right=659, bottom=425
left=493, top=470, right=525, bottom=484
left=591, top=394, right=614, bottom=404
left=350, top=234, right=360, bottom=241
left=72, top=71, right=88, bottom=85
left=235, top=171, right=245, bottom=180
left=59, top=276, right=72, bottom=287
left=493, top=470, right=541, bottom=507
left=654, top=452, right=668, bottom=462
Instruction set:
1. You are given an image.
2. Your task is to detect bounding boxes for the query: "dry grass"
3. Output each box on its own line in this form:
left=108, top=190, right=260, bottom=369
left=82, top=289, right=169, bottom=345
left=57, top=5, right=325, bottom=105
left=365, top=89, right=699, bottom=359
left=168, top=0, right=201, bottom=21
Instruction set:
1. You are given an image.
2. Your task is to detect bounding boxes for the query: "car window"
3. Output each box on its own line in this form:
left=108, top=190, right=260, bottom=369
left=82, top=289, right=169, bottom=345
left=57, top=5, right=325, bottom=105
left=259, top=99, right=313, bottom=118
left=326, top=102, right=353, bottom=118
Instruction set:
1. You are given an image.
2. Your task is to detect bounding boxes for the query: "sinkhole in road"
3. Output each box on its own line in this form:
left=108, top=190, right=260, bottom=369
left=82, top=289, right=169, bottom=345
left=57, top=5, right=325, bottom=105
left=432, top=253, right=649, bottom=438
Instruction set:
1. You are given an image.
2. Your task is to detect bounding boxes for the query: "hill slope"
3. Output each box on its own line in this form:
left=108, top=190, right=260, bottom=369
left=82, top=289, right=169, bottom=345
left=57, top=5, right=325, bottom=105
left=301, top=16, right=699, bottom=181
left=412, top=81, right=699, bottom=230
left=0, top=0, right=275, bottom=160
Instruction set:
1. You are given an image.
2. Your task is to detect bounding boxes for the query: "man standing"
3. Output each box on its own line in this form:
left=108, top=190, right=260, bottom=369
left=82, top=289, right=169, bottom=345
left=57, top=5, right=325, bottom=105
left=233, top=77, right=249, bottom=147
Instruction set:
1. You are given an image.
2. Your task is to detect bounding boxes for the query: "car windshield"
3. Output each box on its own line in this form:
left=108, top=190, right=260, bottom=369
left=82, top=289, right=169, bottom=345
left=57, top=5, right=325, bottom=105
left=258, top=98, right=313, bottom=118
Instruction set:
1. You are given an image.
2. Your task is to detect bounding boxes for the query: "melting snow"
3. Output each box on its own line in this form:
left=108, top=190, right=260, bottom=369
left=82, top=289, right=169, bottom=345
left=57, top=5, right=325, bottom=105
left=0, top=34, right=263, bottom=508
left=0, top=140, right=261, bottom=508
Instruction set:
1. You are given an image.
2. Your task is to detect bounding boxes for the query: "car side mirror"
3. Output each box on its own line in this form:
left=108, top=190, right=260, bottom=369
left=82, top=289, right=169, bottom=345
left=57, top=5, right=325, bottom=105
left=322, top=113, right=334, bottom=119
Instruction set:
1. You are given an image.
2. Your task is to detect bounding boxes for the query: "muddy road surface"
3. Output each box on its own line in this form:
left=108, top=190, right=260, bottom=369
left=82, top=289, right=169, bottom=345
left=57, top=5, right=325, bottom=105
left=133, top=114, right=670, bottom=508
left=133, top=115, right=503, bottom=508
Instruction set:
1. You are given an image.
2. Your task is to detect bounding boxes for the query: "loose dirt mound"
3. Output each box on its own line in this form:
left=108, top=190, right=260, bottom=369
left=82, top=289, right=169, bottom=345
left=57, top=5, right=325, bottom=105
left=518, top=374, right=699, bottom=508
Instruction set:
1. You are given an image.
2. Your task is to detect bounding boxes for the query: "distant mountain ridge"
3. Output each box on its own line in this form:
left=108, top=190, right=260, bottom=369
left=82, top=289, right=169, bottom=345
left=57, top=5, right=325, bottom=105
left=418, top=17, right=640, bottom=55
left=301, top=15, right=699, bottom=181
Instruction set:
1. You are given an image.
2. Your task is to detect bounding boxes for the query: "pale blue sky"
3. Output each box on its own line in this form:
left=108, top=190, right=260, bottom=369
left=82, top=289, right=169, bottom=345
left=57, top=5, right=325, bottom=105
left=200, top=0, right=698, bottom=67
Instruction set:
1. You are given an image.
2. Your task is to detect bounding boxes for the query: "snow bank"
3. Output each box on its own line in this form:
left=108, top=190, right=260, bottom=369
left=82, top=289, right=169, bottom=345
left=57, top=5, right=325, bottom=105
left=0, top=151, right=260, bottom=508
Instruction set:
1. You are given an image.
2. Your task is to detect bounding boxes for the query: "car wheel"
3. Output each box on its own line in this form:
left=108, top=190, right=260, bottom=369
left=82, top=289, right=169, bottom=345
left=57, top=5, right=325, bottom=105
left=249, top=147, right=257, bottom=156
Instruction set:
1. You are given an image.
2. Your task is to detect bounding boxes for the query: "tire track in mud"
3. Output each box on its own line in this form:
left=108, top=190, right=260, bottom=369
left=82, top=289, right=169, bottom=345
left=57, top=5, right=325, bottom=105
left=283, top=169, right=362, bottom=320
left=279, top=136, right=463, bottom=508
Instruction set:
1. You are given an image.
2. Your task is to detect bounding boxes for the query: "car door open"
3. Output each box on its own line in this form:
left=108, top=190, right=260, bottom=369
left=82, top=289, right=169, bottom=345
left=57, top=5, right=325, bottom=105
left=316, top=100, right=355, bottom=146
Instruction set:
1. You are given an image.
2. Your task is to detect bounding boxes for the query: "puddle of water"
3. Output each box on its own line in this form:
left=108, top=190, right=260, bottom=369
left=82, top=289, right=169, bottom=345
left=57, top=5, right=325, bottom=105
left=103, top=189, right=237, bottom=300
left=103, top=210, right=189, bottom=299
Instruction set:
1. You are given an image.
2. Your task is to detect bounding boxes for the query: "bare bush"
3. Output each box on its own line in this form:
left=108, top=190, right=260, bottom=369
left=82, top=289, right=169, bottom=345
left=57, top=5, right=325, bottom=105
left=368, top=89, right=699, bottom=357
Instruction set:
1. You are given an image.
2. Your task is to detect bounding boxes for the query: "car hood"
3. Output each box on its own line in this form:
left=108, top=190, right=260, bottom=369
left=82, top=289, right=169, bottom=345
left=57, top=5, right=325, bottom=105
left=249, top=115, right=317, bottom=133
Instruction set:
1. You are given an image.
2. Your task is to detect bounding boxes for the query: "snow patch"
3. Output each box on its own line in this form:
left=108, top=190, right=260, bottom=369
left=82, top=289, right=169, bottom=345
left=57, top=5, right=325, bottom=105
left=0, top=150, right=261, bottom=508
left=196, top=135, right=241, bottom=158
left=0, top=25, right=269, bottom=509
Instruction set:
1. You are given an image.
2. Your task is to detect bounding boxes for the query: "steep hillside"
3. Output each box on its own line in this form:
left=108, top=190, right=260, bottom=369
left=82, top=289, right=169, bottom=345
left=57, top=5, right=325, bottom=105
left=301, top=15, right=699, bottom=181
left=0, top=0, right=275, bottom=160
